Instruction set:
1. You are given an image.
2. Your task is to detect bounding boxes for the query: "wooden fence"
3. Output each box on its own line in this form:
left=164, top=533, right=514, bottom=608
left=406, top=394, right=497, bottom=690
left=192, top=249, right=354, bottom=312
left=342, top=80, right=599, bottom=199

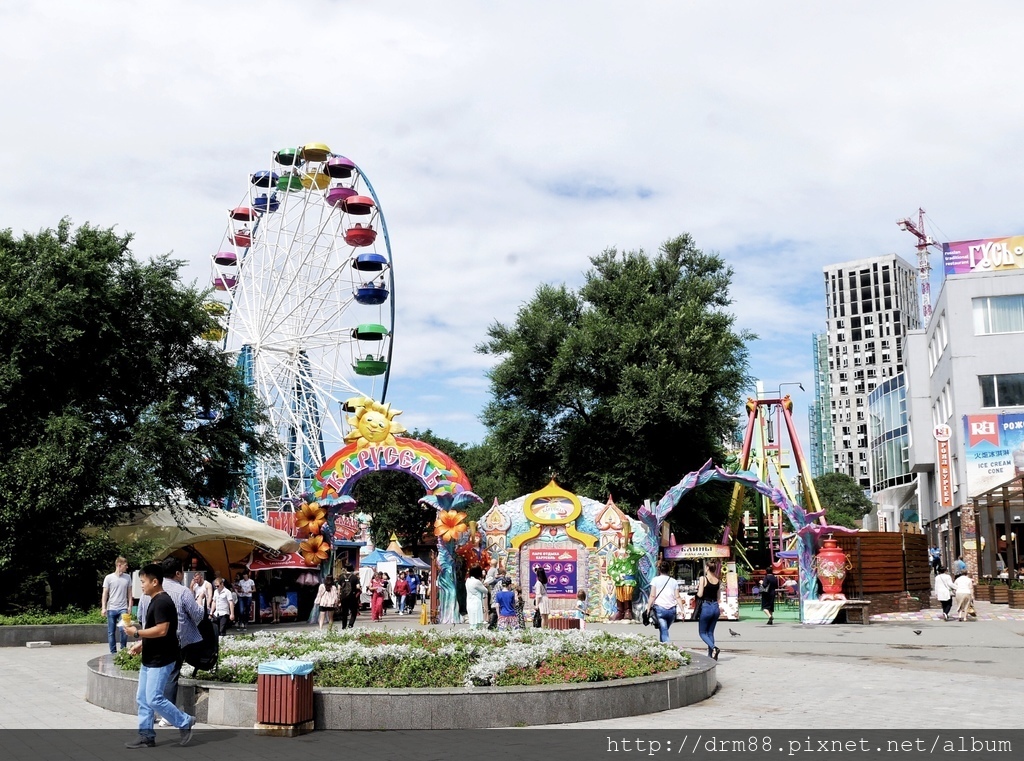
left=833, top=532, right=930, bottom=597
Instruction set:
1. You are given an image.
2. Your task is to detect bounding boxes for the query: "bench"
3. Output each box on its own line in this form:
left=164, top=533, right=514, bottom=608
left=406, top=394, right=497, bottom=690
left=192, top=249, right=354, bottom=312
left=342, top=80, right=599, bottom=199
left=837, top=599, right=871, bottom=624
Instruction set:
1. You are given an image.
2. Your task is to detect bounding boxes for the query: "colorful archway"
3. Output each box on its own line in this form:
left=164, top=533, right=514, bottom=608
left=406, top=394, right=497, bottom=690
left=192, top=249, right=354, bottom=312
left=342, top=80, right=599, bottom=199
left=311, top=398, right=481, bottom=624
left=636, top=459, right=853, bottom=616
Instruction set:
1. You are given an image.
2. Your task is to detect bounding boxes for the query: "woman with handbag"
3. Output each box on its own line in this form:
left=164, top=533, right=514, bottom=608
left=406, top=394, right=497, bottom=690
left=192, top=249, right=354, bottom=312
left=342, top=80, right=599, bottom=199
left=695, top=559, right=722, bottom=660
left=645, top=560, right=682, bottom=643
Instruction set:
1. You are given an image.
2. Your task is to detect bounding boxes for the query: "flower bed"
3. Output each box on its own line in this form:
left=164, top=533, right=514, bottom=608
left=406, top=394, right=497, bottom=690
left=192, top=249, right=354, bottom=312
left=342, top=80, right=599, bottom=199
left=115, top=628, right=687, bottom=688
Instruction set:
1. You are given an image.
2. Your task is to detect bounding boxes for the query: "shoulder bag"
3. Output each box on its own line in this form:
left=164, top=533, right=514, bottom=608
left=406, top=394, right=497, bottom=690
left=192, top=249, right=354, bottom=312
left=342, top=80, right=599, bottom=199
left=644, top=578, right=669, bottom=627
left=691, top=575, right=706, bottom=622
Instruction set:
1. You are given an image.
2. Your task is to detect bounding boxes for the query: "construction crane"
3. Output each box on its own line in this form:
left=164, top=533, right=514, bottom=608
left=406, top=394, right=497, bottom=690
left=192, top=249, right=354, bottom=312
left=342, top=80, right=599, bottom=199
left=897, top=208, right=943, bottom=322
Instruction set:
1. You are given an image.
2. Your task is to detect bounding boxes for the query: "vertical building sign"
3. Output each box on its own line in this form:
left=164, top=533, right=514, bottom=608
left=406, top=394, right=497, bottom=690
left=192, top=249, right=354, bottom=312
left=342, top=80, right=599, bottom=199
left=933, top=424, right=953, bottom=508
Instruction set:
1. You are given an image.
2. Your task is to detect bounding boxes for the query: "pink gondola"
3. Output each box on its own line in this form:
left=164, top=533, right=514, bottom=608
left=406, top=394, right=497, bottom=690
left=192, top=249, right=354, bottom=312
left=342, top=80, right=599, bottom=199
left=214, top=276, right=237, bottom=291
left=340, top=195, right=375, bottom=215
left=214, top=251, right=238, bottom=266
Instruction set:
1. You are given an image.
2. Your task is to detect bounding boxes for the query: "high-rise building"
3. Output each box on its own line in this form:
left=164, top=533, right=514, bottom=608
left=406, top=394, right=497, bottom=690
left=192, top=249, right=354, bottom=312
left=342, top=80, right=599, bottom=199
left=815, top=254, right=921, bottom=488
left=809, top=333, right=832, bottom=479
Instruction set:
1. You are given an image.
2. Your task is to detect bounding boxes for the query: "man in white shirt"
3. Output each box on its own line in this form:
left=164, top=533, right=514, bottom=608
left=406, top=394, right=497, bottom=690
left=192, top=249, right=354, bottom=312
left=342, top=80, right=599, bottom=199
left=235, top=571, right=255, bottom=631
left=210, top=577, right=235, bottom=636
left=101, top=557, right=133, bottom=654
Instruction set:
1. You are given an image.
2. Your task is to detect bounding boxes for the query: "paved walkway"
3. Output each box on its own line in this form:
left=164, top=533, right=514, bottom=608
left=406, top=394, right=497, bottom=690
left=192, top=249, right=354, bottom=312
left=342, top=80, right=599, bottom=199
left=1, top=602, right=1022, bottom=730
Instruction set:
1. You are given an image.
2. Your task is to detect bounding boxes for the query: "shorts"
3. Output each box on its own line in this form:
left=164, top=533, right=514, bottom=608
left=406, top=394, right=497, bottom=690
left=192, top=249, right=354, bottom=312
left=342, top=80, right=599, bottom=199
left=319, top=606, right=336, bottom=613
left=273, top=596, right=288, bottom=605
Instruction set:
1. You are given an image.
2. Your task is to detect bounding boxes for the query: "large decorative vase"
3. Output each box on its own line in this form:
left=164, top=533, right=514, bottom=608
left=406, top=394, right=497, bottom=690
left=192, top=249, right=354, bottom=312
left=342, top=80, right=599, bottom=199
left=813, top=536, right=851, bottom=601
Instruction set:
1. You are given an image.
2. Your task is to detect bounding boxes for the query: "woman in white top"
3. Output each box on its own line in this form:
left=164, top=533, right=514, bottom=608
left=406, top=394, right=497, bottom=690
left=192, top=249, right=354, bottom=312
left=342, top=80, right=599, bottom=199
left=465, top=566, right=488, bottom=628
left=314, top=576, right=340, bottom=630
left=933, top=566, right=955, bottom=621
left=645, top=560, right=683, bottom=643
left=533, top=566, right=550, bottom=628
left=952, top=572, right=974, bottom=622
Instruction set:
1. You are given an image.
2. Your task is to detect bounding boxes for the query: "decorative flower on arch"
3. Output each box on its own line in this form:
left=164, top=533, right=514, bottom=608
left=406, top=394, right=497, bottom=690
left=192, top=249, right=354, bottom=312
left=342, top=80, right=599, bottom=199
left=295, top=501, right=326, bottom=537
left=299, top=534, right=330, bottom=566
left=434, top=510, right=469, bottom=542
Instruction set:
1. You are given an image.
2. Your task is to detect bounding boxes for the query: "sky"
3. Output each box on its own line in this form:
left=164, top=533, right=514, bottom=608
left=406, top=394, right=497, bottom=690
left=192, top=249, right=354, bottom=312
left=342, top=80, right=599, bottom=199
left=4, top=1, right=1024, bottom=463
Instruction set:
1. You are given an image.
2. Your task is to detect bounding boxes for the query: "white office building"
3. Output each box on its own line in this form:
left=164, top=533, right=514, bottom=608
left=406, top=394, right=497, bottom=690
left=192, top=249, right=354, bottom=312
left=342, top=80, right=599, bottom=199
left=905, top=264, right=1024, bottom=574
left=817, top=255, right=921, bottom=489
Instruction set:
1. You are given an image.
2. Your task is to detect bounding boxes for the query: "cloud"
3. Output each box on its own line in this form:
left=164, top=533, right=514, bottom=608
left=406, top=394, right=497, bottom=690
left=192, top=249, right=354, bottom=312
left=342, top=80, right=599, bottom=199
left=4, top=0, right=1023, bottom=459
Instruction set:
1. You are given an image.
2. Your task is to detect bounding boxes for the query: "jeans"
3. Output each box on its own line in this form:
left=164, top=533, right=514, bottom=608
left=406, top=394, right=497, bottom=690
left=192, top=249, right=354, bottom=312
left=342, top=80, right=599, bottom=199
left=137, top=662, right=194, bottom=740
left=106, top=609, right=128, bottom=653
left=163, top=657, right=182, bottom=704
left=653, top=605, right=676, bottom=643
left=237, top=596, right=251, bottom=627
left=698, top=600, right=720, bottom=655
left=397, top=594, right=406, bottom=613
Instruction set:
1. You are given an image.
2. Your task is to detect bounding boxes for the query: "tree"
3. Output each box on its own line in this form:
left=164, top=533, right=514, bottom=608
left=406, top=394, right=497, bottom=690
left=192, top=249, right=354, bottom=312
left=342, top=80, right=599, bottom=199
left=0, top=220, right=275, bottom=610
left=478, top=234, right=754, bottom=540
left=813, top=472, right=873, bottom=528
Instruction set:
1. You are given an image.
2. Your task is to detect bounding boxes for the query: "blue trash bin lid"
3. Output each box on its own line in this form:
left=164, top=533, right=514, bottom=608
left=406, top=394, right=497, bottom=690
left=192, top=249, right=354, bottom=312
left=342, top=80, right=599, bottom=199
left=257, top=660, right=314, bottom=676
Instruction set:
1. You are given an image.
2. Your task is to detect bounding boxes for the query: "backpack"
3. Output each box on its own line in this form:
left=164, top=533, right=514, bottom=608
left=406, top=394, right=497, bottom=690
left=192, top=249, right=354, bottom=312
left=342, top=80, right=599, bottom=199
left=182, top=611, right=219, bottom=672
left=338, top=574, right=355, bottom=602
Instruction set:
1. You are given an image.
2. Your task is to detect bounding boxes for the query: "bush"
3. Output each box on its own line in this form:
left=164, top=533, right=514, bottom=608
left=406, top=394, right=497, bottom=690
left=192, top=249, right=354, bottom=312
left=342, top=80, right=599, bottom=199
left=0, top=607, right=102, bottom=626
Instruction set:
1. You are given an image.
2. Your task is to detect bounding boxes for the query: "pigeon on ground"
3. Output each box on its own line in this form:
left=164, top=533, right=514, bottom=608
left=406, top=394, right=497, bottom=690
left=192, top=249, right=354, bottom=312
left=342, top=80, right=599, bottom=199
left=913, top=630, right=922, bottom=635
left=728, top=628, right=741, bottom=636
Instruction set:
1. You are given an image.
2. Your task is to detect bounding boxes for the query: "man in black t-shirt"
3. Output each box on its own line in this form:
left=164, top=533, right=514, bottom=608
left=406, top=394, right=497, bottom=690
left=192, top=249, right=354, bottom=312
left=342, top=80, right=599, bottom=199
left=124, top=564, right=197, bottom=749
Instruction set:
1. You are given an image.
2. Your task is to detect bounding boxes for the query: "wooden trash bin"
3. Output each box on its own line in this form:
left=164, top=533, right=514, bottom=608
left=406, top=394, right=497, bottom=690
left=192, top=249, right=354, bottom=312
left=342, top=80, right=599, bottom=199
left=255, top=660, right=314, bottom=736
left=546, top=617, right=581, bottom=630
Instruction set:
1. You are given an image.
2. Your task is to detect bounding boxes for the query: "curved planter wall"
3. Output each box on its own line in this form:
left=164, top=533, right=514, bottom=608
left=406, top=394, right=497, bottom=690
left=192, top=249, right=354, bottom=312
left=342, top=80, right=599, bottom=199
left=87, top=655, right=716, bottom=729
left=1, top=624, right=106, bottom=647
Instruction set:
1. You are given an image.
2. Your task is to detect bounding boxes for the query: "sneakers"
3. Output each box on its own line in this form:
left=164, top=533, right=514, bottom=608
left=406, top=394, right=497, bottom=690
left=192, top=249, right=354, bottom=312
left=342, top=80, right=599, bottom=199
left=125, top=737, right=155, bottom=749
left=155, top=718, right=171, bottom=728
left=179, top=716, right=196, bottom=747
left=767, top=618, right=773, bottom=625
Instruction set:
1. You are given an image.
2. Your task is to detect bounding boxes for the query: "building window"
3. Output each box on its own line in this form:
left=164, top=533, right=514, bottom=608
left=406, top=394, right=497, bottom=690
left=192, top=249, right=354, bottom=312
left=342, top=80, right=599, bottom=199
left=979, top=373, right=1024, bottom=407
left=973, top=295, right=1024, bottom=335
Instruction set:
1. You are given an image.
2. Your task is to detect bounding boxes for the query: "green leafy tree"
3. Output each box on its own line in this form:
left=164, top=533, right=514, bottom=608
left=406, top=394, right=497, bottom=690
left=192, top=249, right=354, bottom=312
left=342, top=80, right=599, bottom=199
left=813, top=472, right=873, bottom=528
left=478, top=234, right=753, bottom=540
left=0, top=220, right=274, bottom=611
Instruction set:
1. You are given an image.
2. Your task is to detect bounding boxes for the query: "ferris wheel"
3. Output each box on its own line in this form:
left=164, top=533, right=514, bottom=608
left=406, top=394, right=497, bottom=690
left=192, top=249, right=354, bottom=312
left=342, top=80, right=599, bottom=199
left=207, top=142, right=395, bottom=521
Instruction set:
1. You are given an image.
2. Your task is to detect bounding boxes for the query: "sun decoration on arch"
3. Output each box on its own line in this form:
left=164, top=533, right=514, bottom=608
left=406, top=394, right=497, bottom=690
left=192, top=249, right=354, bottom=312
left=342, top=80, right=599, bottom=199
left=343, top=396, right=408, bottom=449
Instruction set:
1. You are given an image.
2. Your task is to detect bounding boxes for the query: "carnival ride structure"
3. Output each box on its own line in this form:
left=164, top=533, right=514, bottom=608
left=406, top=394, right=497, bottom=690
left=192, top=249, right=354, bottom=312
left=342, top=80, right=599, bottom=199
left=635, top=392, right=855, bottom=623
left=206, top=143, right=395, bottom=522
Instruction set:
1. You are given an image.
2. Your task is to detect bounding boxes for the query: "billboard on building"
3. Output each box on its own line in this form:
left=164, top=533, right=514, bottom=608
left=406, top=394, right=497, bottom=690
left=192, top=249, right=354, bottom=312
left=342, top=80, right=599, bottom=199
left=962, top=413, right=1024, bottom=497
left=943, top=236, right=1024, bottom=276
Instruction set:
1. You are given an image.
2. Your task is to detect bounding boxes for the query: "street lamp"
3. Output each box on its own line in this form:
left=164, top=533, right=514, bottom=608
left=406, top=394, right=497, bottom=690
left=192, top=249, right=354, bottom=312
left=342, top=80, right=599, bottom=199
left=778, top=382, right=805, bottom=397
